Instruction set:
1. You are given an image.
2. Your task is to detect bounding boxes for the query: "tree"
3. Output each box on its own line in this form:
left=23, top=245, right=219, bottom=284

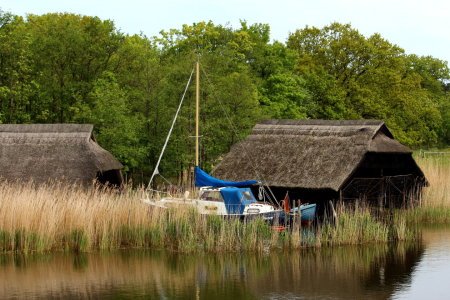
left=287, top=22, right=445, bottom=146
left=26, top=13, right=124, bottom=122
left=153, top=21, right=265, bottom=175
left=259, top=73, right=313, bottom=118
left=0, top=11, right=34, bottom=123
left=406, top=55, right=450, bottom=144
left=84, top=72, right=146, bottom=172
left=1, top=11, right=449, bottom=184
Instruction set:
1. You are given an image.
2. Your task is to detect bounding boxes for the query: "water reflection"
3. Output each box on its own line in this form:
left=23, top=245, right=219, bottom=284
left=392, top=226, right=450, bottom=300
left=0, top=230, right=445, bottom=299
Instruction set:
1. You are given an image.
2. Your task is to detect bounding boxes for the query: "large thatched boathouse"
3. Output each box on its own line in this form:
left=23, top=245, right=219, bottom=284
left=0, top=124, right=123, bottom=186
left=213, top=119, right=426, bottom=210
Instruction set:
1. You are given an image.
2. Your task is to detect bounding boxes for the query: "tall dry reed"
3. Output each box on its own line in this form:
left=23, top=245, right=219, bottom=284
left=0, top=181, right=413, bottom=253
left=403, top=155, right=450, bottom=223
left=0, top=182, right=276, bottom=252
left=316, top=204, right=415, bottom=247
left=417, top=155, right=450, bottom=206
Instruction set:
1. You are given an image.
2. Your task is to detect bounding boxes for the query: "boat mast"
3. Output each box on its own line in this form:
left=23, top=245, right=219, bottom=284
left=195, top=61, right=200, bottom=167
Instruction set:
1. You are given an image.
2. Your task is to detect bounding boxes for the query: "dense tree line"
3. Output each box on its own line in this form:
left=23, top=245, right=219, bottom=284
left=0, top=11, right=448, bottom=184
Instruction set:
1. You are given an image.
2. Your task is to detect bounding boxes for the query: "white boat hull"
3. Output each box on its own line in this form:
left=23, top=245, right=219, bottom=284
left=144, top=197, right=278, bottom=216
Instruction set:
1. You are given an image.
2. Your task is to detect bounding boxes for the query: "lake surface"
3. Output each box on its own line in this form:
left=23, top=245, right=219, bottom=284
left=1, top=227, right=450, bottom=299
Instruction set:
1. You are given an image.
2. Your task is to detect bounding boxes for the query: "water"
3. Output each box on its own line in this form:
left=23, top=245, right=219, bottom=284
left=391, top=227, right=450, bottom=300
left=1, top=227, right=449, bottom=299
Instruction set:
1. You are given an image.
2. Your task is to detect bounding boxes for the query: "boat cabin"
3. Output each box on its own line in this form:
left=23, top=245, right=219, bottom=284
left=198, top=187, right=259, bottom=215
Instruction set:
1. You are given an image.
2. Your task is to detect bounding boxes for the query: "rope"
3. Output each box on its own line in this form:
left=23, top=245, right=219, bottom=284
left=146, top=67, right=195, bottom=190
left=158, top=173, right=173, bottom=185
left=200, top=66, right=280, bottom=206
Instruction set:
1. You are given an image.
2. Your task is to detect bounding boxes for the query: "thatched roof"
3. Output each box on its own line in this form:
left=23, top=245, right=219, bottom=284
left=213, top=119, right=416, bottom=191
left=0, top=124, right=123, bottom=185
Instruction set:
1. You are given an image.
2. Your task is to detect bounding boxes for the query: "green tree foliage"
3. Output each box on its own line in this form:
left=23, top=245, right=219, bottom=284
left=25, top=13, right=123, bottom=122
left=287, top=23, right=448, bottom=146
left=259, top=73, right=312, bottom=118
left=406, top=55, right=450, bottom=144
left=82, top=72, right=146, bottom=171
left=0, top=10, right=449, bottom=183
left=0, top=11, right=34, bottom=123
left=152, top=21, right=263, bottom=175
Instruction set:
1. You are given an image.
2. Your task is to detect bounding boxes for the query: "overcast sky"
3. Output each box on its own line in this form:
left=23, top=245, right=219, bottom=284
left=1, top=0, right=449, bottom=64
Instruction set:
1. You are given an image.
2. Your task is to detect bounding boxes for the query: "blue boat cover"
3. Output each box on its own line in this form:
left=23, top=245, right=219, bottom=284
left=195, top=166, right=258, bottom=187
left=220, top=187, right=256, bottom=214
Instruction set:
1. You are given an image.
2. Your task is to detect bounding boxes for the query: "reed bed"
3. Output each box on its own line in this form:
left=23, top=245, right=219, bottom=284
left=0, top=182, right=412, bottom=253
left=316, top=205, right=414, bottom=247
left=403, top=155, right=450, bottom=224
left=419, top=155, right=450, bottom=207
left=1, top=154, right=447, bottom=253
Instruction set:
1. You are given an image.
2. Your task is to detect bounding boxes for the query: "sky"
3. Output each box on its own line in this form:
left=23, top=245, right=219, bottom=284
left=1, top=0, right=449, bottom=64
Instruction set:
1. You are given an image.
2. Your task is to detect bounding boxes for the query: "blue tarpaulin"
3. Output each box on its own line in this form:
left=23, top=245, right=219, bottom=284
left=194, top=166, right=258, bottom=187
left=220, top=187, right=256, bottom=214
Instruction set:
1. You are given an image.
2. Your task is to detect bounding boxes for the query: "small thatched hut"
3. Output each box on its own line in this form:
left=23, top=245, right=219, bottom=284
left=213, top=119, right=426, bottom=210
left=0, top=124, right=123, bottom=186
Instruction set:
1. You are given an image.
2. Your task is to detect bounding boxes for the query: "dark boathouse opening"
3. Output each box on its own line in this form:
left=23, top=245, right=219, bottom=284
left=96, top=170, right=123, bottom=187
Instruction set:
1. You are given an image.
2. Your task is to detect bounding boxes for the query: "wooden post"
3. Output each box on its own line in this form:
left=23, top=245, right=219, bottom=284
left=298, top=200, right=302, bottom=226
left=329, top=200, right=337, bottom=223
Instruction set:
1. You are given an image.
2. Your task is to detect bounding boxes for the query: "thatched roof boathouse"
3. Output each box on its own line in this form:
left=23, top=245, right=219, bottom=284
left=0, top=124, right=123, bottom=186
left=213, top=119, right=426, bottom=210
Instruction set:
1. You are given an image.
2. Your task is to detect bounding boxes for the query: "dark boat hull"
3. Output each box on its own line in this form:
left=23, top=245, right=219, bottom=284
left=301, top=203, right=317, bottom=223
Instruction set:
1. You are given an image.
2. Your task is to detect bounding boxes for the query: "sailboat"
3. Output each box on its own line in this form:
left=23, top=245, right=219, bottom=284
left=144, top=62, right=315, bottom=224
left=147, top=165, right=284, bottom=221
